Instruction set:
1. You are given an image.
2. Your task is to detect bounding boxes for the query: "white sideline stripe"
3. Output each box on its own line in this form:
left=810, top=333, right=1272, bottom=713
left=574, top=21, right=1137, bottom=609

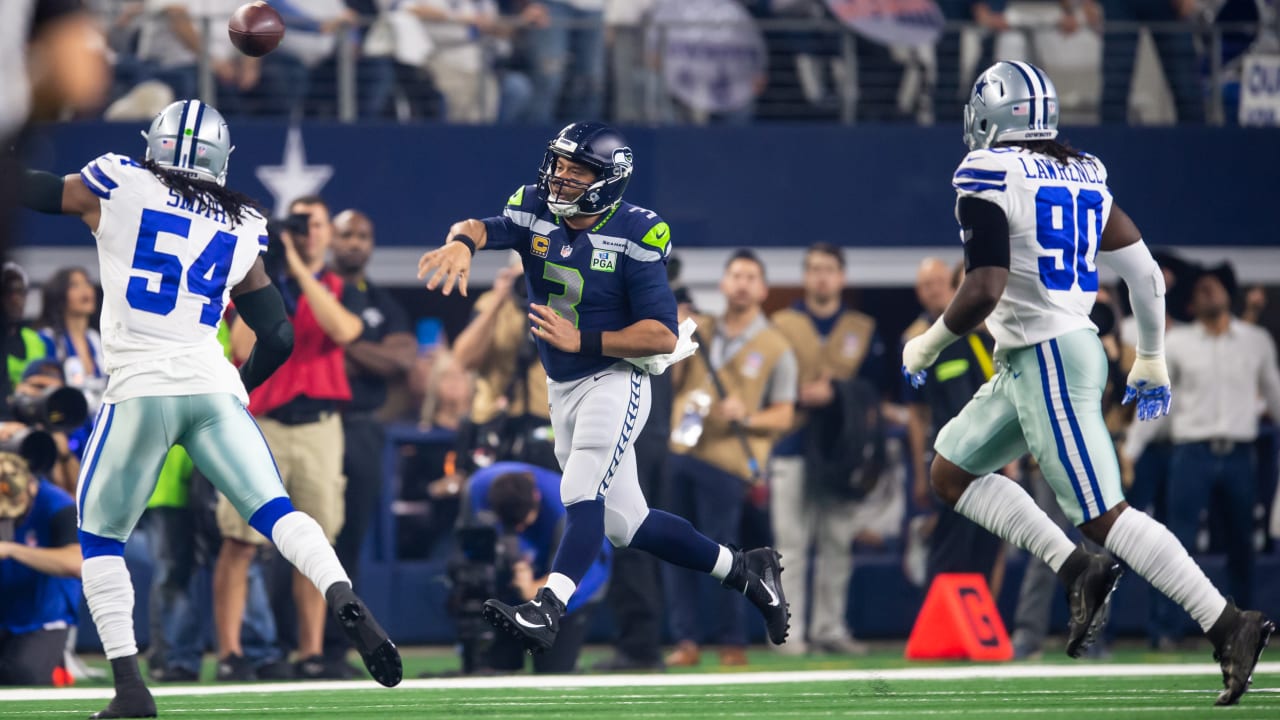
left=1, top=662, right=1277, bottom=702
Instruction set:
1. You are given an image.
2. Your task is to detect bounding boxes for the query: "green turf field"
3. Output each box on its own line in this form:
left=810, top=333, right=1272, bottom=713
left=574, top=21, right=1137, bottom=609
left=3, top=658, right=1276, bottom=719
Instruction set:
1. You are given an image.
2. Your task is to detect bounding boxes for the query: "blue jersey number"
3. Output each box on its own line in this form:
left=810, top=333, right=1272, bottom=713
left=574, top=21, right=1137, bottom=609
left=1034, top=187, right=1104, bottom=292
left=126, top=209, right=237, bottom=327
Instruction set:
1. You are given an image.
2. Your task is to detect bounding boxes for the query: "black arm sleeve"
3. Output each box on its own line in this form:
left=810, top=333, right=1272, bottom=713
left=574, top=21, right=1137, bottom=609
left=21, top=169, right=65, bottom=214
left=236, top=284, right=295, bottom=393
left=49, top=505, right=78, bottom=547
left=958, top=196, right=1010, bottom=272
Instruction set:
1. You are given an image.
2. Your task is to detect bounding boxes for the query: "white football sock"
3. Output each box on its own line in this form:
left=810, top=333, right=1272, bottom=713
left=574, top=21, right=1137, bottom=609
left=710, top=545, right=734, bottom=582
left=1104, top=507, right=1227, bottom=632
left=271, top=512, right=350, bottom=595
left=955, top=473, right=1078, bottom=573
left=82, top=556, right=138, bottom=660
left=545, top=573, right=576, bottom=606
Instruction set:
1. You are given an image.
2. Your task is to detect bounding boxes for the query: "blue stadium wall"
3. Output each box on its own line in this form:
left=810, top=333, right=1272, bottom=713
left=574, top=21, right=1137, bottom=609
left=18, top=122, right=1280, bottom=253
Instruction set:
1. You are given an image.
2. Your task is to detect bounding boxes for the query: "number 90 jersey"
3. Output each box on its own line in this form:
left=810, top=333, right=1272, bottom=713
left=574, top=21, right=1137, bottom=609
left=952, top=147, right=1112, bottom=352
left=81, top=153, right=267, bottom=404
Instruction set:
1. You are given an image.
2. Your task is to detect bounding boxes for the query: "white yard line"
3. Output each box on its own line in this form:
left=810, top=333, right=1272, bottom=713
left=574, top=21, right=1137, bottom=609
left=0, top=662, right=1276, bottom=703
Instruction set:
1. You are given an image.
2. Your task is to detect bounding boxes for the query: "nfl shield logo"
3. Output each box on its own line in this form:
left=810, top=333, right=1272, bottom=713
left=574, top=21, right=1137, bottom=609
left=560, top=244, right=573, bottom=258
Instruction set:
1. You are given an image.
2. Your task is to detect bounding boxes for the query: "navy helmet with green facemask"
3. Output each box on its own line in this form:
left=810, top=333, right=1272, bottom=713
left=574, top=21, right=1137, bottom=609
left=963, top=61, right=1060, bottom=151
left=141, top=99, right=234, bottom=186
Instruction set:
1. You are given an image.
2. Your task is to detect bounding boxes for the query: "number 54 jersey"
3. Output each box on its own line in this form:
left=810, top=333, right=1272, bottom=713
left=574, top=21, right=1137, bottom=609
left=81, top=153, right=267, bottom=404
left=952, top=147, right=1113, bottom=353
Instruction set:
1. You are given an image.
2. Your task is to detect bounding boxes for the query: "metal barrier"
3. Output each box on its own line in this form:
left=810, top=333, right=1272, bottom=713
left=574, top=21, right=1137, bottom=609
left=91, top=9, right=1266, bottom=126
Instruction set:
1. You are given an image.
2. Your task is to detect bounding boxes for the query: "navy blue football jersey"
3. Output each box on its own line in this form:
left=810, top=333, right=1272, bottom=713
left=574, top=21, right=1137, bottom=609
left=481, top=185, right=678, bottom=381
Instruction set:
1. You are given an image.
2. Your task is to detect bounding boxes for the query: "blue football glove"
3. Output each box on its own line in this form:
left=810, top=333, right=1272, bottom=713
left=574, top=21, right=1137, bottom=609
left=903, top=365, right=928, bottom=389
left=1122, top=355, right=1173, bottom=422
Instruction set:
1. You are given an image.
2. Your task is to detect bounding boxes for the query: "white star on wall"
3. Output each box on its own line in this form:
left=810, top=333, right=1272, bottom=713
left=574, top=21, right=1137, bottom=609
left=254, top=126, right=334, bottom=218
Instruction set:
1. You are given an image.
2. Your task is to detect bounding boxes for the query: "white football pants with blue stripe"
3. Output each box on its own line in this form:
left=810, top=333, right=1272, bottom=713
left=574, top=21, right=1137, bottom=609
left=934, top=328, right=1125, bottom=525
left=548, top=361, right=652, bottom=545
left=77, top=393, right=289, bottom=551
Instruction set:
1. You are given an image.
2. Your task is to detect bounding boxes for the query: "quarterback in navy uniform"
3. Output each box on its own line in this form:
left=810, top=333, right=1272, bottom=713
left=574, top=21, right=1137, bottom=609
left=419, top=122, right=789, bottom=653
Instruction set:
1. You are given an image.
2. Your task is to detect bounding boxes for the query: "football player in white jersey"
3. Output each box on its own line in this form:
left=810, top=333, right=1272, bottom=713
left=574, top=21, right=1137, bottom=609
left=902, top=62, right=1273, bottom=706
left=21, top=100, right=401, bottom=718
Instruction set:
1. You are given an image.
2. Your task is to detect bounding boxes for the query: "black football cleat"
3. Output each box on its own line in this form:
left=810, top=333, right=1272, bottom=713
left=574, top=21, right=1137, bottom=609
left=326, top=582, right=402, bottom=687
left=89, top=689, right=156, bottom=719
left=1064, top=552, right=1122, bottom=659
left=1211, top=607, right=1275, bottom=706
left=725, top=547, right=790, bottom=645
left=483, top=587, right=565, bottom=654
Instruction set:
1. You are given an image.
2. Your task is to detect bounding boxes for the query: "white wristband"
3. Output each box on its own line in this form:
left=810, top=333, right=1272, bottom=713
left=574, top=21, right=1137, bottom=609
left=920, top=316, right=961, bottom=356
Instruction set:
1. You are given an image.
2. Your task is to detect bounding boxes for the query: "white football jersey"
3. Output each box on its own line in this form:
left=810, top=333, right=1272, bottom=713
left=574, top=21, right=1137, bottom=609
left=80, top=153, right=267, bottom=404
left=952, top=146, right=1112, bottom=353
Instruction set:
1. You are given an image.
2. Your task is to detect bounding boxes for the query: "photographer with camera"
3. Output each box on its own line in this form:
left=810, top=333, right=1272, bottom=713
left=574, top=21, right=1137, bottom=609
left=220, top=194, right=364, bottom=681
left=453, top=462, right=611, bottom=674
left=451, top=257, right=556, bottom=472
left=2, top=359, right=88, bottom=494
left=0, top=451, right=81, bottom=686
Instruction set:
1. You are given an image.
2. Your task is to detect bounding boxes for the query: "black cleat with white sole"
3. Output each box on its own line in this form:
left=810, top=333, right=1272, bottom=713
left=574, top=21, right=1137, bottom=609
left=1210, top=605, right=1275, bottom=706
left=1061, top=549, right=1123, bottom=659
left=725, top=547, right=790, bottom=645
left=483, top=587, right=565, bottom=654
left=326, top=582, right=403, bottom=687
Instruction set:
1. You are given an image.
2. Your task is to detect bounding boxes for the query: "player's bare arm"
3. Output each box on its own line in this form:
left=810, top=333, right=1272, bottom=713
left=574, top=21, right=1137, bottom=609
left=418, top=219, right=488, bottom=296
left=19, top=169, right=102, bottom=231
left=529, top=305, right=677, bottom=357
left=903, top=195, right=1009, bottom=378
left=231, top=258, right=295, bottom=392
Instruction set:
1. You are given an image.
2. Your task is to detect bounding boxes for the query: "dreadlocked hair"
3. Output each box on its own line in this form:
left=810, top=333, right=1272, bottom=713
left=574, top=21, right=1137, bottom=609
left=143, top=159, right=263, bottom=227
left=998, top=139, right=1085, bottom=166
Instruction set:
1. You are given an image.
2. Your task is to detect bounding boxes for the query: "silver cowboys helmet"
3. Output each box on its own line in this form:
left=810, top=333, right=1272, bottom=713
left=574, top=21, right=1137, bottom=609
left=963, top=61, right=1059, bottom=151
left=141, top=99, right=234, bottom=185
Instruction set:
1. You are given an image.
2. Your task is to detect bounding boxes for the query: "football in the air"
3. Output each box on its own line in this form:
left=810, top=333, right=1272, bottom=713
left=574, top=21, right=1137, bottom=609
left=228, top=2, right=284, bottom=58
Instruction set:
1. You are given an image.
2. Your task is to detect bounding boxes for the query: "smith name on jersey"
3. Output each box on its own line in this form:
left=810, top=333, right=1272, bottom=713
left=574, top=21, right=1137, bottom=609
left=953, top=146, right=1112, bottom=353
left=80, top=152, right=268, bottom=404
left=481, top=185, right=678, bottom=382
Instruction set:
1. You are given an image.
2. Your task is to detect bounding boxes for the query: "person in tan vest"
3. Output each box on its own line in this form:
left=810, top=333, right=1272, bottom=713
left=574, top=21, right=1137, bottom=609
left=768, top=243, right=886, bottom=656
left=664, top=250, right=797, bottom=668
left=451, top=255, right=553, bottom=469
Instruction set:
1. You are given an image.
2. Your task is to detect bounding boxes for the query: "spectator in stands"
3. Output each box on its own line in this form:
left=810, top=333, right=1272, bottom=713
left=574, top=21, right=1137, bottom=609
left=604, top=0, right=654, bottom=124
left=257, top=1, right=360, bottom=118
left=323, top=209, right=415, bottom=670
left=903, top=259, right=1003, bottom=585
left=525, top=0, right=606, bottom=123
left=4, top=262, right=47, bottom=389
left=1089, top=0, right=1205, bottom=123
left=420, top=351, right=475, bottom=432
left=1125, top=262, right=1280, bottom=646
left=664, top=250, right=796, bottom=668
left=219, top=195, right=363, bottom=680
left=0, top=452, right=81, bottom=686
left=934, top=1, right=1008, bottom=123
left=462, top=463, right=610, bottom=673
left=37, top=266, right=105, bottom=463
left=131, top=1, right=260, bottom=115
left=769, top=243, right=885, bottom=656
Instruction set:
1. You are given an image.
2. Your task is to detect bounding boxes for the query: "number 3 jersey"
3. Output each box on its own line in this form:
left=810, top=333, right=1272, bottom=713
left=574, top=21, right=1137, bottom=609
left=952, top=147, right=1113, bottom=353
left=482, top=185, right=679, bottom=382
left=80, top=153, right=267, bottom=404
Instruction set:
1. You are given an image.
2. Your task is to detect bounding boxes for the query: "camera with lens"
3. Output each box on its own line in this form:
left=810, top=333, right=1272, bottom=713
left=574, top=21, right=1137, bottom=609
left=3, top=385, right=88, bottom=475
left=445, top=512, right=522, bottom=675
left=262, top=211, right=311, bottom=280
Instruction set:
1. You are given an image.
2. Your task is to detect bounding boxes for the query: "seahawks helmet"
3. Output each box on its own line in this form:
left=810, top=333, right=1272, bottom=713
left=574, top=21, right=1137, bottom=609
left=141, top=99, right=234, bottom=185
left=963, top=61, right=1059, bottom=151
left=536, top=122, right=633, bottom=218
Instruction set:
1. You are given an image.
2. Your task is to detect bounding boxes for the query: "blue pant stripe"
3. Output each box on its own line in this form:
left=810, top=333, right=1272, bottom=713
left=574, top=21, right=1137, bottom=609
left=77, top=404, right=115, bottom=519
left=597, top=367, right=642, bottom=499
left=1050, top=339, right=1106, bottom=517
left=1036, top=344, right=1091, bottom=520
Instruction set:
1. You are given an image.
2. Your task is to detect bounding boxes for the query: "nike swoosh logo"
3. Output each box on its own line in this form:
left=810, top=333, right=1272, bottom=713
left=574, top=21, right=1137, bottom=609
left=656, top=230, right=667, bottom=239
left=516, top=614, right=548, bottom=629
left=762, top=581, right=780, bottom=608
left=593, top=373, right=608, bottom=381
left=1012, top=371, right=1022, bottom=379
left=530, top=599, right=542, bottom=607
